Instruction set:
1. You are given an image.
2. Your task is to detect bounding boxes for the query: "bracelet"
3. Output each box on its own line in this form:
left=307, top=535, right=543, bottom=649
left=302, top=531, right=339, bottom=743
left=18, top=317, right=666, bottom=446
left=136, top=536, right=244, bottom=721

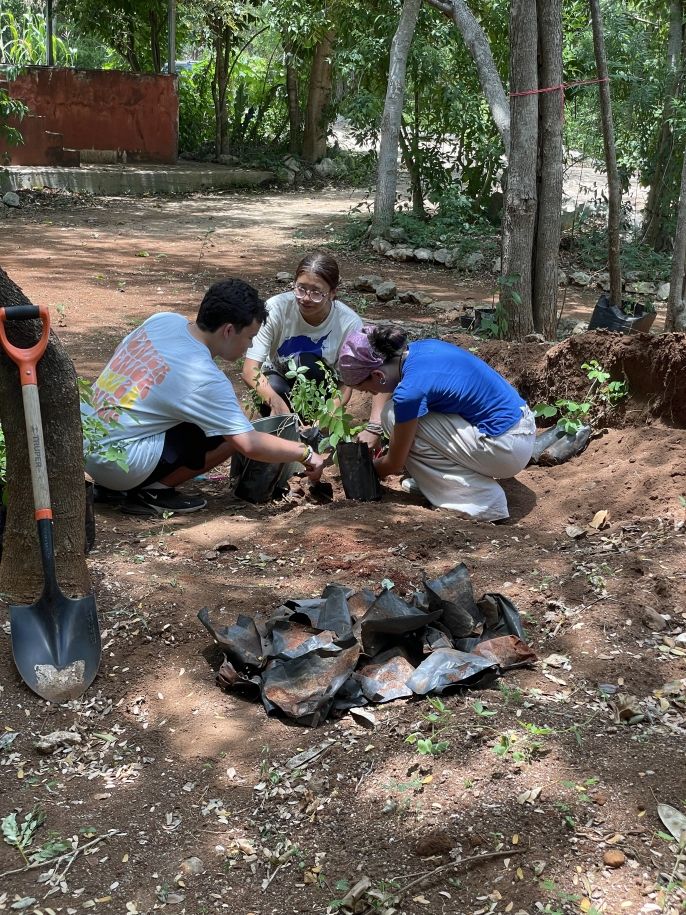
left=365, top=422, right=384, bottom=435
left=300, top=444, right=314, bottom=465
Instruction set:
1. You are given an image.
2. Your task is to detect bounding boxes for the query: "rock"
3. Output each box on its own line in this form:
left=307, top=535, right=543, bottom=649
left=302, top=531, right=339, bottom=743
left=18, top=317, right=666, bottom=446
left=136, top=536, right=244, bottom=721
left=433, top=248, right=456, bottom=267
left=283, top=156, right=301, bottom=173
left=642, top=606, right=667, bottom=631
left=179, top=856, right=205, bottom=876
left=385, top=246, right=415, bottom=262
left=596, top=271, right=610, bottom=290
left=216, top=154, right=240, bottom=166
left=353, top=274, right=384, bottom=293
left=413, top=247, right=433, bottom=262
left=464, top=251, right=485, bottom=270
left=2, top=191, right=20, bottom=208
left=571, top=321, right=588, bottom=335
left=558, top=270, right=568, bottom=286
left=492, top=256, right=502, bottom=273
left=314, top=157, right=336, bottom=178
left=371, top=236, right=392, bottom=255
left=524, top=333, right=546, bottom=343
left=275, top=271, right=292, bottom=282
left=388, top=226, right=407, bottom=242
left=34, top=730, right=82, bottom=754
left=275, top=166, right=295, bottom=185
left=626, top=281, right=656, bottom=296
left=657, top=282, right=670, bottom=301
left=570, top=270, right=592, bottom=287
left=374, top=280, right=397, bottom=301
left=398, top=290, right=430, bottom=305
left=603, top=849, right=626, bottom=869
left=414, top=828, right=455, bottom=857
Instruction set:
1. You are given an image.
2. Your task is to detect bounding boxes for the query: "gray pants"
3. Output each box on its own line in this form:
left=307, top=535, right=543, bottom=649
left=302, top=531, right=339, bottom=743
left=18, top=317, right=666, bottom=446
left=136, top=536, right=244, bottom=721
left=383, top=403, right=536, bottom=521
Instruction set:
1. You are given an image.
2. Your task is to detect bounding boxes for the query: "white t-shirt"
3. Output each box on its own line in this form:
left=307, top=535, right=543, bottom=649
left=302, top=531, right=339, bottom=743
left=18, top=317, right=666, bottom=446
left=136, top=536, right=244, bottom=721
left=83, top=312, right=253, bottom=489
left=245, top=292, right=363, bottom=376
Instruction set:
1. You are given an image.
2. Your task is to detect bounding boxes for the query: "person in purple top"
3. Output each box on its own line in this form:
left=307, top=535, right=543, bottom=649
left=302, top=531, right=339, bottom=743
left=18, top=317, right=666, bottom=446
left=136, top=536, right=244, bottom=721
left=337, top=324, right=536, bottom=521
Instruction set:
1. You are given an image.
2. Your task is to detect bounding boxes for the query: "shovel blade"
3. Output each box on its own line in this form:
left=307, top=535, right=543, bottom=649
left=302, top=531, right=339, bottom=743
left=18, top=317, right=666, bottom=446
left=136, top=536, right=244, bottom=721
left=10, top=590, right=101, bottom=703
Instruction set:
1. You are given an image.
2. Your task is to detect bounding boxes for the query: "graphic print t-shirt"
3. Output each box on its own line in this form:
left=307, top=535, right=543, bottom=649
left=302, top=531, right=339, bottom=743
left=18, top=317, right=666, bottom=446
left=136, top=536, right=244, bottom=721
left=82, top=312, right=253, bottom=489
left=245, top=292, right=363, bottom=376
left=393, top=339, right=526, bottom=437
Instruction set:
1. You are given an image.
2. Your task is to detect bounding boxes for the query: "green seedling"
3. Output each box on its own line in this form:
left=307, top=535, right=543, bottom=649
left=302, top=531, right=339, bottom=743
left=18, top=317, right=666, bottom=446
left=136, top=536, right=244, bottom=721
left=534, top=358, right=629, bottom=434
left=406, top=697, right=452, bottom=756
left=471, top=699, right=497, bottom=717
left=285, top=359, right=364, bottom=452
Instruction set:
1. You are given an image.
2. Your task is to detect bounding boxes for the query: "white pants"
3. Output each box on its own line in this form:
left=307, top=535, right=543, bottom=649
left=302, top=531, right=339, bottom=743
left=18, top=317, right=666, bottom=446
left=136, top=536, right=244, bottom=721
left=383, top=403, right=536, bottom=521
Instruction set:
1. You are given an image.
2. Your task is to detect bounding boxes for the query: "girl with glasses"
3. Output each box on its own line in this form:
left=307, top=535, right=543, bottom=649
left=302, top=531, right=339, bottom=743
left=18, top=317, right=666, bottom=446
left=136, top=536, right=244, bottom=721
left=241, top=252, right=384, bottom=446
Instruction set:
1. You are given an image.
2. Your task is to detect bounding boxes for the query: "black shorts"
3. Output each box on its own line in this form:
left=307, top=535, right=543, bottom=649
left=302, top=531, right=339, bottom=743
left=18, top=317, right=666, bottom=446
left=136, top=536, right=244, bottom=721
left=139, top=423, right=224, bottom=486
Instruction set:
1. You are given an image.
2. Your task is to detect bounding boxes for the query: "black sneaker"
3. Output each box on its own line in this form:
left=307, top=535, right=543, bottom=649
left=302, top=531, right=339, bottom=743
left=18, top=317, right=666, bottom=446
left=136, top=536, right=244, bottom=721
left=121, top=488, right=207, bottom=516
left=93, top=484, right=128, bottom=505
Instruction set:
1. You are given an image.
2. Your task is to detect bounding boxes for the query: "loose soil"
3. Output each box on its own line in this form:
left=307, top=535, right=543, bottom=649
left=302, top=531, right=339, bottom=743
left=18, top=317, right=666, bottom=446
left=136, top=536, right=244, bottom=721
left=0, top=187, right=685, bottom=915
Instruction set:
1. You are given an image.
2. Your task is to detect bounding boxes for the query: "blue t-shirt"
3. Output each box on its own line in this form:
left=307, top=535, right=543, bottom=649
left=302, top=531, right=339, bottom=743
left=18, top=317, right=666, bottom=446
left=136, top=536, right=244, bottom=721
left=393, top=340, right=525, bottom=437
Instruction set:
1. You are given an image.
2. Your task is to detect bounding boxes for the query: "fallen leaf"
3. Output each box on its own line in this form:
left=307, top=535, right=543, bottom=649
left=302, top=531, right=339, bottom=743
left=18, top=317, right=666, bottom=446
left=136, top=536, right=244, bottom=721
left=590, top=509, right=610, bottom=530
left=658, top=803, right=686, bottom=843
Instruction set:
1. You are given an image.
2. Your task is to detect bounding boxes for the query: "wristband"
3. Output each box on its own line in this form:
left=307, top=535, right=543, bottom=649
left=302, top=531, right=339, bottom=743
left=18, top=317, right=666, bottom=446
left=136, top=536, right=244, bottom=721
left=365, top=422, right=384, bottom=435
left=300, top=444, right=315, bottom=466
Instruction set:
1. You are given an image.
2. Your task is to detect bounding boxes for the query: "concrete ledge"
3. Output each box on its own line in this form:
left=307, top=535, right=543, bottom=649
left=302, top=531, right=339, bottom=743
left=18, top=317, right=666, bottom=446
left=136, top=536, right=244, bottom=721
left=0, top=162, right=276, bottom=196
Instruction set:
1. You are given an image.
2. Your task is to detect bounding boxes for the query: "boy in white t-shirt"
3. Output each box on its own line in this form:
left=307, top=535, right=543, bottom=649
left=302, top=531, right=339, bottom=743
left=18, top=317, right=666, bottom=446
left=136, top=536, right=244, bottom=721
left=84, top=279, right=325, bottom=516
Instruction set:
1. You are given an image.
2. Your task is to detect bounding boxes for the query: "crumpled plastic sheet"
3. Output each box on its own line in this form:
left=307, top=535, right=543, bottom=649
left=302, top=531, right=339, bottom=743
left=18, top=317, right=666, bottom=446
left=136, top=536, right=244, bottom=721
left=198, top=562, right=537, bottom=726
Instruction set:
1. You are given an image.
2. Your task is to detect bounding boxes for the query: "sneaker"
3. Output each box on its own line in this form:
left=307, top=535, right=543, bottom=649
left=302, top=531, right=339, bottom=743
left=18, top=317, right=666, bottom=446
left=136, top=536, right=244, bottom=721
left=93, top=484, right=128, bottom=505
left=400, top=477, right=420, bottom=495
left=121, top=488, right=207, bottom=516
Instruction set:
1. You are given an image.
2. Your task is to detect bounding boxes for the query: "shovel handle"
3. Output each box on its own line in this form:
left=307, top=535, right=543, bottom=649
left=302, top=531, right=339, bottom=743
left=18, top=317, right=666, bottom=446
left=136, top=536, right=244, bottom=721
left=0, top=305, right=52, bottom=519
left=0, top=305, right=50, bottom=386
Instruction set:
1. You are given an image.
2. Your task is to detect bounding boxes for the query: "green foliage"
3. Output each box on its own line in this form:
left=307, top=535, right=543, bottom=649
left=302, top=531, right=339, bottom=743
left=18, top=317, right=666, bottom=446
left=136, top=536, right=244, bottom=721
left=178, top=61, right=216, bottom=158
left=405, top=697, right=452, bottom=756
left=2, top=805, right=46, bottom=864
left=569, top=225, right=673, bottom=283
left=534, top=359, right=629, bottom=434
left=0, top=88, right=27, bottom=152
left=284, top=359, right=363, bottom=452
left=0, top=8, right=77, bottom=66
left=534, top=399, right=591, bottom=435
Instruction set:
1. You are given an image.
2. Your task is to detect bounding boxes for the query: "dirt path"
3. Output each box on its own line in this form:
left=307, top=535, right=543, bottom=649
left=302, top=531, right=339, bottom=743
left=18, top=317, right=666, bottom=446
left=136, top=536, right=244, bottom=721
left=0, top=188, right=684, bottom=915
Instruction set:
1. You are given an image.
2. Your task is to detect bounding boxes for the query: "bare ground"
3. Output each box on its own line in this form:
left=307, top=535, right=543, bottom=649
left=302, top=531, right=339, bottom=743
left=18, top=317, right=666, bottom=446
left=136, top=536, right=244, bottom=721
left=0, top=187, right=684, bottom=915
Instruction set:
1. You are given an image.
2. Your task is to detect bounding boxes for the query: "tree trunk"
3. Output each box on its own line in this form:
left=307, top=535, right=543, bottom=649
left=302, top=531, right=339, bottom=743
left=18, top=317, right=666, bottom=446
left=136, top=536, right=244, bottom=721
left=302, top=29, right=335, bottom=163
left=532, top=0, right=563, bottom=339
left=589, top=0, right=622, bottom=307
left=212, top=27, right=232, bottom=157
left=425, top=0, right=510, bottom=156
left=371, top=0, right=422, bottom=237
left=284, top=42, right=302, bottom=155
left=641, top=0, right=684, bottom=251
left=666, top=152, right=686, bottom=331
left=500, top=0, right=537, bottom=339
left=149, top=9, right=162, bottom=73
left=399, top=127, right=425, bottom=218
left=0, top=268, right=89, bottom=602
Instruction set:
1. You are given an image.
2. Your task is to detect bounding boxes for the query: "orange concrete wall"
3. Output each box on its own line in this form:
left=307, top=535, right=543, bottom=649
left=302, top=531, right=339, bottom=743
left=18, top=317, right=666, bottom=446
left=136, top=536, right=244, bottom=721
left=4, top=67, right=178, bottom=163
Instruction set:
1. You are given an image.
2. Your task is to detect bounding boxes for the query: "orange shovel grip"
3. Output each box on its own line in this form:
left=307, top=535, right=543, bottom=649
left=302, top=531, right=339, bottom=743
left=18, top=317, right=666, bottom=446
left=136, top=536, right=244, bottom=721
left=0, top=305, right=51, bottom=385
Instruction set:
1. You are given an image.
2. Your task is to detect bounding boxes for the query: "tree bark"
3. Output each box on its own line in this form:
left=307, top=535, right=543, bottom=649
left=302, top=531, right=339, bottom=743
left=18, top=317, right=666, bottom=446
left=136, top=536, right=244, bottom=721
left=425, top=0, right=510, bottom=156
left=212, top=26, right=232, bottom=157
left=665, top=152, right=686, bottom=331
left=532, top=0, right=563, bottom=339
left=284, top=41, right=302, bottom=155
left=302, top=29, right=336, bottom=163
left=371, top=0, right=422, bottom=237
left=589, top=0, right=622, bottom=307
left=500, top=0, right=537, bottom=339
left=641, top=0, right=684, bottom=251
left=0, top=268, right=89, bottom=602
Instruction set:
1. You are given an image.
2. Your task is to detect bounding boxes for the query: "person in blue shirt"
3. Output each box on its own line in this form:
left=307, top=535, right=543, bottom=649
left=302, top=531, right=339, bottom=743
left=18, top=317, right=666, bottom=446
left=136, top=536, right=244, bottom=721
left=337, top=324, right=536, bottom=521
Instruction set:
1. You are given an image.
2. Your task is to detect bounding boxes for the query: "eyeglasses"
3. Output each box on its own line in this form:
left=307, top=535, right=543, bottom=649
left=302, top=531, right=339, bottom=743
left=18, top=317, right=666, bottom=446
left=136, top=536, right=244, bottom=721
left=294, top=284, right=327, bottom=304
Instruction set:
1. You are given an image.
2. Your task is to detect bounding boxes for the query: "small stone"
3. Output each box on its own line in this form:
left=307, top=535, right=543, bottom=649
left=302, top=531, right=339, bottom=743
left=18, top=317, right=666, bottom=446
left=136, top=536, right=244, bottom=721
left=596, top=271, right=610, bottom=290
left=642, top=606, right=667, bottom=631
left=178, top=856, right=204, bottom=875
left=216, top=154, right=240, bottom=166
left=353, top=274, right=383, bottom=292
left=626, top=281, right=656, bottom=296
left=571, top=320, right=588, bottom=335
left=374, top=280, right=397, bottom=301
left=603, top=849, right=626, bottom=868
left=2, top=191, right=20, bottom=208
left=657, top=282, right=670, bottom=301
left=283, top=156, right=301, bottom=173
left=398, top=290, right=429, bottom=305
left=492, top=256, right=502, bottom=273
left=558, top=270, right=568, bottom=285
left=385, top=245, right=415, bottom=261
left=524, top=333, right=546, bottom=343
left=275, top=272, right=291, bottom=282
left=413, top=247, right=433, bottom=261
left=570, top=270, right=592, bottom=286
left=314, top=157, right=336, bottom=178
left=433, top=248, right=452, bottom=265
left=275, top=167, right=295, bottom=185
left=371, top=236, right=392, bottom=255
left=591, top=791, right=608, bottom=806
left=464, top=251, right=485, bottom=270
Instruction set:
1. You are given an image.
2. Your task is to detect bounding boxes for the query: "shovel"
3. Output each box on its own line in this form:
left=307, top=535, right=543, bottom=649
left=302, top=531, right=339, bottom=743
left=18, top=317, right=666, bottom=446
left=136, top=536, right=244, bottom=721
left=0, top=304, right=100, bottom=702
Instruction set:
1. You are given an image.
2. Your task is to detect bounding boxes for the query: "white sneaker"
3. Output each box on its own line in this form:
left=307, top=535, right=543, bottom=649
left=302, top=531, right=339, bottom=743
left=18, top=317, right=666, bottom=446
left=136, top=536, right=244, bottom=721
left=401, top=477, right=420, bottom=494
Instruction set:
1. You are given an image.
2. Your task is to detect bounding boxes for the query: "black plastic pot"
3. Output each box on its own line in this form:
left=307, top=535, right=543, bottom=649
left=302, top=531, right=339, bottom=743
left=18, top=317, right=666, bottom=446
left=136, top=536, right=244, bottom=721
left=588, top=294, right=656, bottom=334
left=337, top=441, right=382, bottom=502
left=233, top=414, right=300, bottom=504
